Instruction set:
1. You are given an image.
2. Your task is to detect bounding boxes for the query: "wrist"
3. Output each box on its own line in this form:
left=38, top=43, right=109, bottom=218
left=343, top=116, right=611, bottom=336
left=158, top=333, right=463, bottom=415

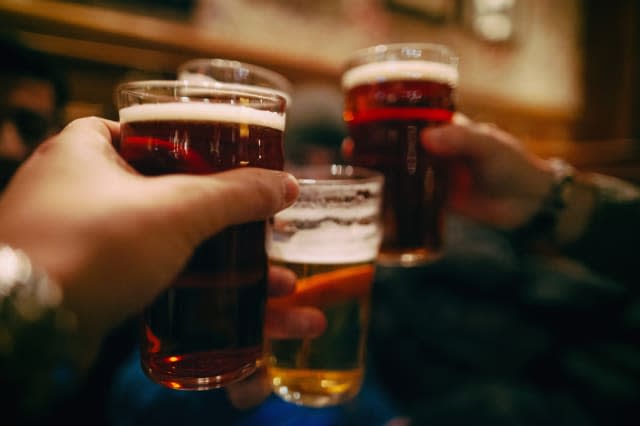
left=512, top=158, right=576, bottom=245
left=556, top=172, right=638, bottom=246
left=552, top=172, right=598, bottom=245
left=0, top=244, right=81, bottom=414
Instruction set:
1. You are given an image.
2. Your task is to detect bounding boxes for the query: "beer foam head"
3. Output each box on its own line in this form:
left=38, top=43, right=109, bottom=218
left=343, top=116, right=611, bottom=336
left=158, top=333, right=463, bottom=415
left=268, top=221, right=381, bottom=264
left=119, top=102, right=285, bottom=131
left=268, top=204, right=382, bottom=264
left=341, top=60, right=458, bottom=90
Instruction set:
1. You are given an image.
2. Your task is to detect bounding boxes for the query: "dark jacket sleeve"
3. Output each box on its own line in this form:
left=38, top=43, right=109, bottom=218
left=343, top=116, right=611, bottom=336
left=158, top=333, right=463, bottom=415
left=563, top=174, right=640, bottom=287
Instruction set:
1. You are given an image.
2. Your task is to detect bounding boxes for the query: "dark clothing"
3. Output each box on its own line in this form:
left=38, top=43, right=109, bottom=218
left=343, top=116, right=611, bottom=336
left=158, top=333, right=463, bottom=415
left=370, top=196, right=640, bottom=426
left=564, top=176, right=640, bottom=287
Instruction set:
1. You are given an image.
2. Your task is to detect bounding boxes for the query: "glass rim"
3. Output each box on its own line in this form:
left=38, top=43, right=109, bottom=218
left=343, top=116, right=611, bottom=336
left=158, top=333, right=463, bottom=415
left=177, top=58, right=293, bottom=105
left=289, top=164, right=385, bottom=186
left=344, top=42, right=458, bottom=67
left=341, top=42, right=459, bottom=89
left=116, top=79, right=288, bottom=108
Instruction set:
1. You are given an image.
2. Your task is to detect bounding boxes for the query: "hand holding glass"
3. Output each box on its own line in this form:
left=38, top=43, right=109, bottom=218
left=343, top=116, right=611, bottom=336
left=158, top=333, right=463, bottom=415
left=116, top=79, right=287, bottom=390
left=342, top=43, right=458, bottom=266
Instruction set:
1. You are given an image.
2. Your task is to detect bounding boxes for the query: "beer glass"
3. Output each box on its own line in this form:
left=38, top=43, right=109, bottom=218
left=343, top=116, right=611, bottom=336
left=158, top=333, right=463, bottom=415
left=177, top=58, right=293, bottom=107
left=342, top=43, right=458, bottom=266
left=266, top=165, right=384, bottom=407
left=116, top=80, right=287, bottom=390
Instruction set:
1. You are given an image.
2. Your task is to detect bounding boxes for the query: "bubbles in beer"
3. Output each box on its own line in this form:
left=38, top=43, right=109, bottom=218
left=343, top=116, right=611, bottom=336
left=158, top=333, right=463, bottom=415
left=341, top=60, right=459, bottom=91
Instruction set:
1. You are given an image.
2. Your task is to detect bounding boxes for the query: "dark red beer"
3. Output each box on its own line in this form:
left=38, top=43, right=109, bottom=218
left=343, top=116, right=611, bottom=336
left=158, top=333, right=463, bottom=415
left=343, top=57, right=457, bottom=266
left=118, top=99, right=285, bottom=389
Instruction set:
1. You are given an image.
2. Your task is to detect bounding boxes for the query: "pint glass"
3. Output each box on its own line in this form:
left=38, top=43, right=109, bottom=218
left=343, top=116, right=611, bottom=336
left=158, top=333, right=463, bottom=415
left=177, top=58, right=293, bottom=106
left=116, top=80, right=287, bottom=390
left=342, top=43, right=458, bottom=266
left=267, top=165, right=384, bottom=407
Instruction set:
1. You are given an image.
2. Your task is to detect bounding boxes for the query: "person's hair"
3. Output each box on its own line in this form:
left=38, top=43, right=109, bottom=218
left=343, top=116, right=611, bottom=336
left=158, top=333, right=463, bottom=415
left=0, top=36, right=69, bottom=113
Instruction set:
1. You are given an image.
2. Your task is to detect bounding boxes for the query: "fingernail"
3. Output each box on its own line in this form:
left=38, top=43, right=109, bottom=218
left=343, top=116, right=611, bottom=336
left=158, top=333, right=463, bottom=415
left=299, top=317, right=318, bottom=338
left=282, top=173, right=299, bottom=204
left=421, top=127, right=441, bottom=148
left=452, top=112, right=471, bottom=125
left=304, top=312, right=327, bottom=338
left=281, top=268, right=297, bottom=292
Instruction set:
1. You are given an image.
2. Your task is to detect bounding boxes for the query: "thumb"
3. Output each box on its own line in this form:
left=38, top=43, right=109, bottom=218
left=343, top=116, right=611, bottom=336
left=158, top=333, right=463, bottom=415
left=422, top=122, right=506, bottom=160
left=421, top=124, right=481, bottom=158
left=151, top=168, right=299, bottom=241
left=211, top=168, right=299, bottom=226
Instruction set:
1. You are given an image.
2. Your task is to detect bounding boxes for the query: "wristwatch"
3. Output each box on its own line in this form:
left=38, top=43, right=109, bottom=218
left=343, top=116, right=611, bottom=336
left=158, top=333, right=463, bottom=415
left=513, top=157, right=575, bottom=244
left=543, top=157, right=575, bottom=218
left=0, top=244, right=78, bottom=414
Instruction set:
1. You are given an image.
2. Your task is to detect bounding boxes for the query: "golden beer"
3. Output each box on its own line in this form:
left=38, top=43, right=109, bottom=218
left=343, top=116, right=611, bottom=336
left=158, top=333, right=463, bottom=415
left=266, top=164, right=383, bottom=407
left=268, top=261, right=375, bottom=407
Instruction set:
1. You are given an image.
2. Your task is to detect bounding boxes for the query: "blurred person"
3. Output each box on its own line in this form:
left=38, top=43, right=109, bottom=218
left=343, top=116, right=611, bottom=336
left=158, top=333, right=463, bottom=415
left=0, top=117, right=327, bottom=421
left=284, top=83, right=346, bottom=167
left=367, top=120, right=639, bottom=426
left=0, top=36, right=68, bottom=188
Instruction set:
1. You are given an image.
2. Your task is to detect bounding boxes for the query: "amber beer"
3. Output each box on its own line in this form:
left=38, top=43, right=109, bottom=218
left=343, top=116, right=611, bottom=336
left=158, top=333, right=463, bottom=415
left=266, top=165, right=383, bottom=407
left=342, top=44, right=458, bottom=266
left=117, top=84, right=286, bottom=390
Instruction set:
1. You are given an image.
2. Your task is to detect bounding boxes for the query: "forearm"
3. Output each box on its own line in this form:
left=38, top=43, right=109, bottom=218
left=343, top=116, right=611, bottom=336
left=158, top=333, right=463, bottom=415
left=558, top=173, right=640, bottom=285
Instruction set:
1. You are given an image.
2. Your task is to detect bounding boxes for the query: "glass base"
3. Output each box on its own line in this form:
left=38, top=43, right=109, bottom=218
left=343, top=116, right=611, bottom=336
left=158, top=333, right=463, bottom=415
left=273, top=389, right=357, bottom=408
left=144, top=361, right=257, bottom=391
left=270, top=368, right=362, bottom=407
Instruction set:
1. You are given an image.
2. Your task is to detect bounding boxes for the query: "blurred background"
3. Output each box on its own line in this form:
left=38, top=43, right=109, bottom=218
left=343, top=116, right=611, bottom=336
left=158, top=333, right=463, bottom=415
left=1, top=1, right=638, bottom=425
left=0, top=0, right=637, bottom=181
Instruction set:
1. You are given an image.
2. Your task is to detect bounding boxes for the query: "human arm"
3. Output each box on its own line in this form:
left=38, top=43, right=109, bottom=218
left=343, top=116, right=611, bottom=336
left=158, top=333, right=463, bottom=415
left=421, top=121, right=640, bottom=282
left=0, top=117, right=325, bottom=414
left=0, top=117, right=304, bottom=358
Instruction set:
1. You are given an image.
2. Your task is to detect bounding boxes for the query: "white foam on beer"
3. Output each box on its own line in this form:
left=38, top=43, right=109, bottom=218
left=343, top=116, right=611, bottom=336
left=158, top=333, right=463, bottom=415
left=268, top=207, right=382, bottom=265
left=269, top=224, right=381, bottom=265
left=119, top=102, right=285, bottom=131
left=280, top=196, right=381, bottom=219
left=341, top=60, right=458, bottom=90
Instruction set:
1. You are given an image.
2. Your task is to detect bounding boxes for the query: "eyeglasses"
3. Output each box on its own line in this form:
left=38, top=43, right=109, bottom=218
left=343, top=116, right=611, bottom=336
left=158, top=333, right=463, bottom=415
left=0, top=106, right=56, bottom=150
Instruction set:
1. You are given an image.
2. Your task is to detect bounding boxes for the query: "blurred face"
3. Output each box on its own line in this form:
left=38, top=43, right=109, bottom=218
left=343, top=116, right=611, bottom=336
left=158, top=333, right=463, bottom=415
left=0, top=77, right=57, bottom=161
